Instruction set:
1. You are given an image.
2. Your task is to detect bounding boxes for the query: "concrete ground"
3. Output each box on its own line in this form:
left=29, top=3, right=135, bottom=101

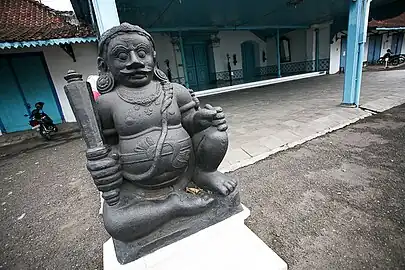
left=237, top=104, right=405, bottom=270
left=199, top=69, right=405, bottom=172
left=0, top=104, right=404, bottom=269
left=0, top=122, right=79, bottom=149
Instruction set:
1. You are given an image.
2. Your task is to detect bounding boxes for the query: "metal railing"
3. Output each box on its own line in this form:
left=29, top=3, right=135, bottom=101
left=171, top=58, right=330, bottom=90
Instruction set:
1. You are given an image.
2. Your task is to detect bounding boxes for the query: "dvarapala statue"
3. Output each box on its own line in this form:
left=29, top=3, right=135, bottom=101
left=64, top=23, right=241, bottom=264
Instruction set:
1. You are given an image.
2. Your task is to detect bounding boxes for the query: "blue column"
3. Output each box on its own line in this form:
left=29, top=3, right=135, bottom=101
left=342, top=0, right=371, bottom=106
left=92, top=0, right=120, bottom=34
left=0, top=118, right=5, bottom=134
left=315, top=29, right=320, bottom=71
left=276, top=28, right=281, bottom=78
left=178, top=32, right=189, bottom=88
left=354, top=0, right=372, bottom=106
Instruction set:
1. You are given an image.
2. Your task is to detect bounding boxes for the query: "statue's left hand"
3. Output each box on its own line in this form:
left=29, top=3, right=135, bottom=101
left=193, top=106, right=216, bottom=131
left=205, top=104, right=228, bottom=132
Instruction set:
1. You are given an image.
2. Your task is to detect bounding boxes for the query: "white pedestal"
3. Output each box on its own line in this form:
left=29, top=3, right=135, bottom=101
left=103, top=206, right=288, bottom=270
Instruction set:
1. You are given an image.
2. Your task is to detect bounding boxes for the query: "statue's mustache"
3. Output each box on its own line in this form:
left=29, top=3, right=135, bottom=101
left=120, top=68, right=152, bottom=75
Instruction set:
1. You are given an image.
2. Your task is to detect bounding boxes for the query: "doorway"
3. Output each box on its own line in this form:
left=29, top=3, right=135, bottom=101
left=391, top=33, right=404, bottom=55
left=241, top=41, right=259, bottom=82
left=367, top=35, right=383, bottom=64
left=340, top=37, right=347, bottom=72
left=0, top=53, right=63, bottom=133
left=184, top=43, right=210, bottom=90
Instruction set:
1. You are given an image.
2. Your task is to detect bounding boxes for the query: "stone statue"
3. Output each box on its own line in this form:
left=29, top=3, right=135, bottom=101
left=64, top=23, right=241, bottom=264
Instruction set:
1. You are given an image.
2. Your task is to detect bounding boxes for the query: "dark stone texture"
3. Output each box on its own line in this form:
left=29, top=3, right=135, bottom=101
left=114, top=190, right=242, bottom=264
left=64, top=23, right=241, bottom=264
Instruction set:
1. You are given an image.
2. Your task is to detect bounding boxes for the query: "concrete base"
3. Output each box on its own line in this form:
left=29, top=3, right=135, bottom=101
left=104, top=205, right=288, bottom=270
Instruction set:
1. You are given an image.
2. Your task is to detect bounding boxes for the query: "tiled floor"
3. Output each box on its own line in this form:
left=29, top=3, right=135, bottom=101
left=199, top=69, right=405, bottom=171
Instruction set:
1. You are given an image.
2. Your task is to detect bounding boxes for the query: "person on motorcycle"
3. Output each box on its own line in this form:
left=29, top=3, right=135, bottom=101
left=383, top=49, right=393, bottom=69
left=29, top=102, right=45, bottom=127
left=29, top=102, right=55, bottom=130
left=30, top=102, right=45, bottom=119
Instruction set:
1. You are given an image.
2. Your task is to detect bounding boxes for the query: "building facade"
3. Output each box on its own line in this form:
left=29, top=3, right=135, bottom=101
left=330, top=11, right=405, bottom=74
left=1, top=0, right=404, bottom=134
left=152, top=25, right=331, bottom=90
left=0, top=0, right=97, bottom=134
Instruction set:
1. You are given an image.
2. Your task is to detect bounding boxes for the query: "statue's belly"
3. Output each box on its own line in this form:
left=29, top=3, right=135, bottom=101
left=118, top=124, right=192, bottom=188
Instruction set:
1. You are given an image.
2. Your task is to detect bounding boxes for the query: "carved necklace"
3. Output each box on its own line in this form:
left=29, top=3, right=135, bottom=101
left=117, top=83, right=162, bottom=106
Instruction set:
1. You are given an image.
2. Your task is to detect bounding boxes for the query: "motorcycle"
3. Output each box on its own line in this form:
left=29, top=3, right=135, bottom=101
left=25, top=102, right=58, bottom=140
left=376, top=54, right=405, bottom=66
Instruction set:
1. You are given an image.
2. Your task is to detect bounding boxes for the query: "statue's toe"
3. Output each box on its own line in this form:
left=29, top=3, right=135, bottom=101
left=224, top=182, right=234, bottom=193
left=194, top=170, right=238, bottom=196
left=219, top=185, right=230, bottom=196
left=229, top=179, right=237, bottom=188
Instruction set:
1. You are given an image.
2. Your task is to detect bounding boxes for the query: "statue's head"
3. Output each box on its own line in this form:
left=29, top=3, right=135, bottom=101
left=97, top=23, right=158, bottom=92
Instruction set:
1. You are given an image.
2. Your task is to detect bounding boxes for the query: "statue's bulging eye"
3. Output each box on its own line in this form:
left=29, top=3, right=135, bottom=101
left=118, top=52, right=128, bottom=61
left=138, top=50, right=146, bottom=58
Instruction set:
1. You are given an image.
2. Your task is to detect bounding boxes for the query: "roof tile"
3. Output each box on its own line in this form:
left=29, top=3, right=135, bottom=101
left=369, top=11, right=405, bottom=28
left=0, top=0, right=95, bottom=42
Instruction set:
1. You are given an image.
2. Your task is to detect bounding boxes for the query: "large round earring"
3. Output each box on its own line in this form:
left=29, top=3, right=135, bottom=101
left=96, top=72, right=115, bottom=94
left=154, top=67, right=169, bottom=83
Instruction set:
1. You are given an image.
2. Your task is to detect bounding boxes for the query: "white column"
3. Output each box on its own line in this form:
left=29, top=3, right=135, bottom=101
left=92, top=0, right=120, bottom=35
left=402, top=34, right=405, bottom=54
left=329, top=35, right=342, bottom=74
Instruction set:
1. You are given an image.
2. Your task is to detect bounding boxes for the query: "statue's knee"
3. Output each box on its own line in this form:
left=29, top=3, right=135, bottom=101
left=204, top=127, right=228, bottom=150
left=103, top=206, right=129, bottom=241
left=195, top=127, right=227, bottom=145
left=193, top=127, right=228, bottom=168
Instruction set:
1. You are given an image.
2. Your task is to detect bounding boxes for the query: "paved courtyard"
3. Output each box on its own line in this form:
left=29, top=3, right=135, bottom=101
left=200, top=69, right=405, bottom=172
left=1, top=99, right=404, bottom=270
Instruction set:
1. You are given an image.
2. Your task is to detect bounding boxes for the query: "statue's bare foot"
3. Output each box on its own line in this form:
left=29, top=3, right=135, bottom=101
left=193, top=170, right=237, bottom=196
left=169, top=193, right=214, bottom=216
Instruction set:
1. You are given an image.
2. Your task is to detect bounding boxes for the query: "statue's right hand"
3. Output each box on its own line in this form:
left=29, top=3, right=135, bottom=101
left=86, top=152, right=122, bottom=192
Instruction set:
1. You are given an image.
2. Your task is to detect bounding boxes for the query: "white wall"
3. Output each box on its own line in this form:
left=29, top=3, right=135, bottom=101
left=266, top=38, right=277, bottom=64
left=381, top=33, right=393, bottom=57
left=214, top=31, right=267, bottom=72
left=364, top=36, right=369, bottom=62
left=329, top=31, right=371, bottom=74
left=266, top=29, right=308, bottom=65
left=285, top=29, right=308, bottom=62
left=152, top=33, right=183, bottom=79
left=43, top=43, right=98, bottom=122
left=329, top=34, right=342, bottom=74
left=264, top=25, right=331, bottom=66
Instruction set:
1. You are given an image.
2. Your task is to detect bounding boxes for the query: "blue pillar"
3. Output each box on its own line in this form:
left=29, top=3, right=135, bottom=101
left=342, top=0, right=371, bottom=106
left=315, top=29, right=320, bottom=71
left=92, top=0, right=120, bottom=35
left=354, top=0, right=372, bottom=106
left=276, top=28, right=281, bottom=78
left=178, top=32, right=189, bottom=88
left=0, top=118, right=5, bottom=134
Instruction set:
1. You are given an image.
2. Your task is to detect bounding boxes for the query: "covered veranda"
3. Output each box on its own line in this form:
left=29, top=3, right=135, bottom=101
left=72, top=0, right=403, bottom=106
left=67, top=0, right=405, bottom=171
